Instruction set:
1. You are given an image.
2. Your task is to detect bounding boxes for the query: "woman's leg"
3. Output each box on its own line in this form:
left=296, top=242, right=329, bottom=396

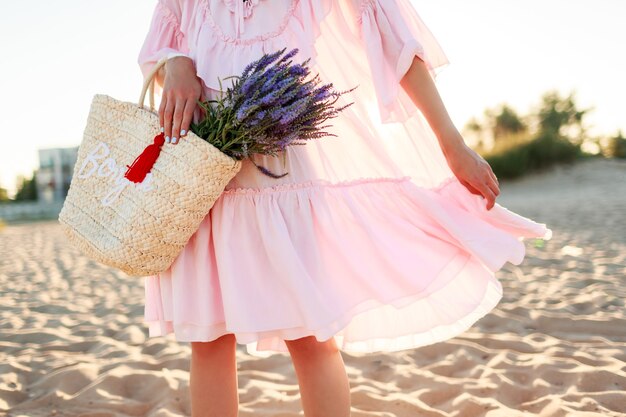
left=285, top=335, right=351, bottom=417
left=190, top=333, right=239, bottom=417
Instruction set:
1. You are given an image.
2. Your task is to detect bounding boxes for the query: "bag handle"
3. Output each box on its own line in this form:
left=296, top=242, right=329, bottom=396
left=137, top=58, right=169, bottom=112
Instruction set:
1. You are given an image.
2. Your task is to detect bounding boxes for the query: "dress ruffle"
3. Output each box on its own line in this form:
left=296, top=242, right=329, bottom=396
left=193, top=0, right=331, bottom=91
left=145, top=174, right=551, bottom=357
left=137, top=1, right=190, bottom=85
left=358, top=0, right=450, bottom=123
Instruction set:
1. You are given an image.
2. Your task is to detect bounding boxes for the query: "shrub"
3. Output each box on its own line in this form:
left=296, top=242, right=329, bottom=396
left=602, top=131, right=626, bottom=158
left=483, top=133, right=582, bottom=179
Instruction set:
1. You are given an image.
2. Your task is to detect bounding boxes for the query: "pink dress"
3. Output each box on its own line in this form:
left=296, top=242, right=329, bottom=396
left=138, top=0, right=553, bottom=358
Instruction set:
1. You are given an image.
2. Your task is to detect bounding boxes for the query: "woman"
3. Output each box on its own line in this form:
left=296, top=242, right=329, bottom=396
left=138, top=0, right=552, bottom=415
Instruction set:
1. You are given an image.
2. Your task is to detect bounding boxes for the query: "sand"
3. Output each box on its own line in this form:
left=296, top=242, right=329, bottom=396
left=1, top=156, right=625, bottom=417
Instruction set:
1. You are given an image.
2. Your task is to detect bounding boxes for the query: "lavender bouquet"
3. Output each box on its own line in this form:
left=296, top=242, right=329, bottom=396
left=189, top=47, right=356, bottom=178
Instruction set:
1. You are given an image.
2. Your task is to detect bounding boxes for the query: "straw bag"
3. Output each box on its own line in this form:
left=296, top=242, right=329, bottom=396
left=58, top=58, right=243, bottom=277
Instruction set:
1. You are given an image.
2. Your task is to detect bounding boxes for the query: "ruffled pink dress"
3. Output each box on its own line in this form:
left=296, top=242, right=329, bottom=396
left=138, top=0, right=553, bottom=358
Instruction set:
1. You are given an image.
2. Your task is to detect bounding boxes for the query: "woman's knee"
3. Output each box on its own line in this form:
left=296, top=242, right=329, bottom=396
left=284, top=335, right=339, bottom=355
left=191, top=333, right=237, bottom=357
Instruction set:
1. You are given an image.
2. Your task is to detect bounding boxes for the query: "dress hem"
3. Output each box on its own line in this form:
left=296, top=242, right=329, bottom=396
left=144, top=253, right=504, bottom=358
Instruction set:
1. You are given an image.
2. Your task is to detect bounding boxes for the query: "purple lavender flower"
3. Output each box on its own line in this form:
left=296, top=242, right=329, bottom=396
left=191, top=47, right=357, bottom=178
left=240, top=60, right=257, bottom=80
left=253, top=48, right=287, bottom=73
left=312, top=83, right=334, bottom=101
left=288, top=64, right=309, bottom=77
left=240, top=72, right=264, bottom=97
left=275, top=47, right=299, bottom=66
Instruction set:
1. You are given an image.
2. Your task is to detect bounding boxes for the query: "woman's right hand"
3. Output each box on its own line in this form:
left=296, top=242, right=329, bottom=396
left=159, top=56, right=203, bottom=145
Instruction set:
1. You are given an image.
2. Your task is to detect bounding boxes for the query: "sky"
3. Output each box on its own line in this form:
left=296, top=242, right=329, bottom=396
left=0, top=0, right=624, bottom=196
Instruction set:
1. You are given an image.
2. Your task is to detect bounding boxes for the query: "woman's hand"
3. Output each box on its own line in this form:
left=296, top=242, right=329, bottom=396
left=399, top=57, right=499, bottom=209
left=442, top=141, right=500, bottom=210
left=159, top=56, right=203, bottom=145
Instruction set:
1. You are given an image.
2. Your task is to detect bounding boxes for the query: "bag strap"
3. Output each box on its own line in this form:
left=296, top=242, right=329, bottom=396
left=137, top=58, right=169, bottom=111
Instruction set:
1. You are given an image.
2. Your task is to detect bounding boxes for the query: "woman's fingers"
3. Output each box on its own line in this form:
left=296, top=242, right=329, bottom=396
left=487, top=167, right=500, bottom=197
left=179, top=99, right=196, bottom=139
left=479, top=182, right=497, bottom=210
left=488, top=176, right=500, bottom=198
left=489, top=169, right=499, bottom=187
left=479, top=164, right=500, bottom=208
left=163, top=99, right=175, bottom=143
left=160, top=97, right=198, bottom=145
left=170, top=97, right=186, bottom=144
left=158, top=96, right=167, bottom=136
left=460, top=178, right=481, bottom=196
left=486, top=167, right=500, bottom=194
left=460, top=176, right=496, bottom=210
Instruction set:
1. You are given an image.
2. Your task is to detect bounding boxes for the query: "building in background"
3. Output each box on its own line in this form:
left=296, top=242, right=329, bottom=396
left=37, top=147, right=79, bottom=203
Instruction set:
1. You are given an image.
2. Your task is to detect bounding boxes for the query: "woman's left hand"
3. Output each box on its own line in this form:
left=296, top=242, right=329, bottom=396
left=442, top=142, right=500, bottom=210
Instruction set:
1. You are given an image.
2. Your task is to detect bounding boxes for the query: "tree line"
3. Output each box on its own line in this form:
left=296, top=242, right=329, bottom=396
left=464, top=89, right=625, bottom=179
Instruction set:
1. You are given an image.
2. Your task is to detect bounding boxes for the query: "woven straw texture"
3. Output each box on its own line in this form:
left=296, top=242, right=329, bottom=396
left=58, top=60, right=242, bottom=277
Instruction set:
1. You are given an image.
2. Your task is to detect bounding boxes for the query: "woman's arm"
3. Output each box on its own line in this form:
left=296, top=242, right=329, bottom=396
left=399, top=56, right=501, bottom=209
left=399, top=56, right=465, bottom=156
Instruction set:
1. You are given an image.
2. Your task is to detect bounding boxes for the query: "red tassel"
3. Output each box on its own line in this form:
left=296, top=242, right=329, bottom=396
left=124, top=132, right=166, bottom=183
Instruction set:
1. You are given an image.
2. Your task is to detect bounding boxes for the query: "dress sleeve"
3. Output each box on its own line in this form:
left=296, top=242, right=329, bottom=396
left=137, top=0, right=190, bottom=84
left=357, top=0, right=450, bottom=124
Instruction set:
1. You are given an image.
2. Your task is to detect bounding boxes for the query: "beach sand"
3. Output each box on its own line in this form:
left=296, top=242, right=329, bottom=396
left=1, top=157, right=625, bottom=417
